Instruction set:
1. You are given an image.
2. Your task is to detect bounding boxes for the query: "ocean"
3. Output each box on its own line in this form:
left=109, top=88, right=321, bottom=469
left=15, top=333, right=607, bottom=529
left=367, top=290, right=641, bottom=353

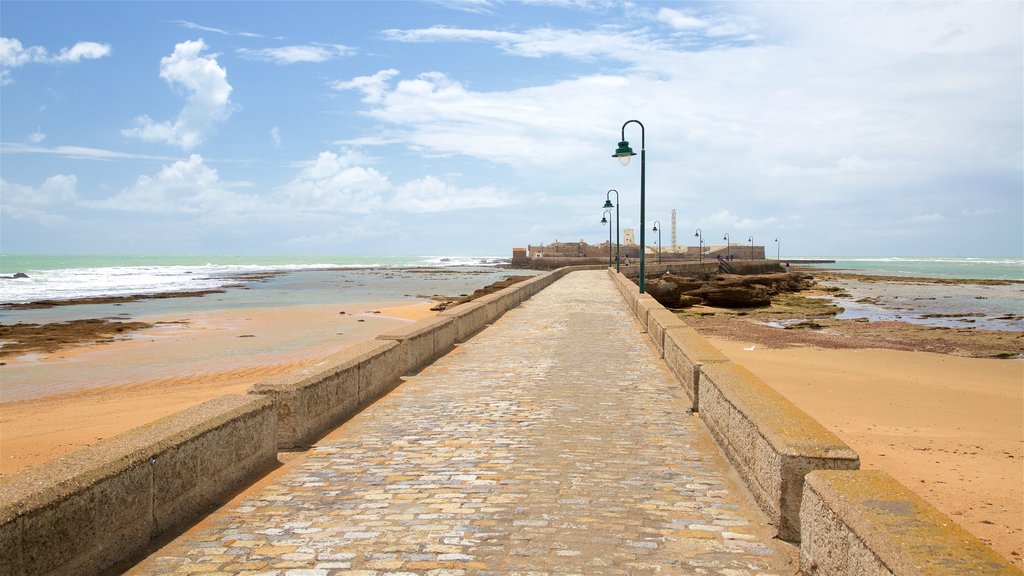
left=797, top=257, right=1024, bottom=281
left=2, top=254, right=1021, bottom=331
left=0, top=254, right=510, bottom=306
left=794, top=257, right=1024, bottom=331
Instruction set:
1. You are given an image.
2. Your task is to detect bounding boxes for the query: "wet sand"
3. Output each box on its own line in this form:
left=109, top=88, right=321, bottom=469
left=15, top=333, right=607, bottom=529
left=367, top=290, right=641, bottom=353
left=0, top=300, right=436, bottom=475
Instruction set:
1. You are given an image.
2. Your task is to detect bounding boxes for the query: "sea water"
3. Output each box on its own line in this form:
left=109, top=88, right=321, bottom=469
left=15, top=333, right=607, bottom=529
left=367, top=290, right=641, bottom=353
left=797, top=257, right=1024, bottom=281
left=0, top=254, right=510, bottom=306
left=794, top=257, right=1024, bottom=331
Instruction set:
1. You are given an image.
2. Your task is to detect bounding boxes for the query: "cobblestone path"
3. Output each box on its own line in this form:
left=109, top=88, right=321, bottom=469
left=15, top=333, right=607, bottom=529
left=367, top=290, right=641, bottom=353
left=130, top=270, right=796, bottom=575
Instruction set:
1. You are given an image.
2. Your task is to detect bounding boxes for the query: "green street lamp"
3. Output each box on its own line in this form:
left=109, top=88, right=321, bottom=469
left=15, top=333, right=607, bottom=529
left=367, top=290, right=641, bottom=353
left=694, top=228, right=703, bottom=265
left=602, top=189, right=620, bottom=272
left=613, top=120, right=646, bottom=293
left=652, top=221, right=662, bottom=264
left=748, top=235, right=754, bottom=258
left=601, top=210, right=614, bottom=268
left=774, top=237, right=780, bottom=261
left=723, top=233, right=731, bottom=260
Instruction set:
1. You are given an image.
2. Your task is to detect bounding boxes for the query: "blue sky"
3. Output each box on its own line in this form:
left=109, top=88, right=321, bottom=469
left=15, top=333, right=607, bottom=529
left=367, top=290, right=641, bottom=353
left=1, top=1, right=1021, bottom=257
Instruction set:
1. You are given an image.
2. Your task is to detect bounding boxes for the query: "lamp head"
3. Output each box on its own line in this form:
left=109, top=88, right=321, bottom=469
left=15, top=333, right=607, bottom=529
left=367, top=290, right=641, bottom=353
left=612, top=140, right=636, bottom=166
left=600, top=215, right=608, bottom=224
left=602, top=199, right=614, bottom=209
left=652, top=225, right=658, bottom=232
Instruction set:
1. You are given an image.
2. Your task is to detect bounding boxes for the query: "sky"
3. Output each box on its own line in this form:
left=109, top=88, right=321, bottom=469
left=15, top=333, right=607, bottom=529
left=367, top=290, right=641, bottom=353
left=1, top=1, right=1021, bottom=258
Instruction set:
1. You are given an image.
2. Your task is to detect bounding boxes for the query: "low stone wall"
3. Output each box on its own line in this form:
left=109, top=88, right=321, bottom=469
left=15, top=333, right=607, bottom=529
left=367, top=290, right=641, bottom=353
left=662, top=325, right=729, bottom=411
left=610, top=266, right=1018, bottom=568
left=698, top=362, right=859, bottom=541
left=800, top=470, right=1021, bottom=575
left=608, top=268, right=860, bottom=542
left=0, top=395, right=276, bottom=576
left=248, top=340, right=404, bottom=448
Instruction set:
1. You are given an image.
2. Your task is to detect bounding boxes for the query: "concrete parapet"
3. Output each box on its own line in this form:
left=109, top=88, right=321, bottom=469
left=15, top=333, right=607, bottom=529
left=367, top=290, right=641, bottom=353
left=698, top=362, right=860, bottom=541
left=377, top=316, right=457, bottom=375
left=248, top=340, right=404, bottom=448
left=662, top=326, right=730, bottom=411
left=439, top=301, right=490, bottom=342
left=646, top=308, right=686, bottom=357
left=633, top=293, right=660, bottom=332
left=609, top=270, right=639, bottom=310
left=800, top=470, right=1020, bottom=575
left=0, top=395, right=276, bottom=576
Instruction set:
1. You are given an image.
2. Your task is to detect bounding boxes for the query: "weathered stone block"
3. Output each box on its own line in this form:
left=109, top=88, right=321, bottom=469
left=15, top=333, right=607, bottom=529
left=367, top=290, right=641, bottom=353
left=377, top=316, right=456, bottom=375
left=662, top=326, right=729, bottom=411
left=801, top=470, right=1018, bottom=575
left=440, top=301, right=489, bottom=342
left=645, top=308, right=686, bottom=356
left=698, top=362, right=860, bottom=541
left=357, top=339, right=404, bottom=407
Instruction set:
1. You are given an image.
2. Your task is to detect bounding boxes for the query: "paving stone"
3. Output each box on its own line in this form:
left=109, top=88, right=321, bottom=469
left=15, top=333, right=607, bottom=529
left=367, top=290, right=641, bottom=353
left=128, top=271, right=796, bottom=575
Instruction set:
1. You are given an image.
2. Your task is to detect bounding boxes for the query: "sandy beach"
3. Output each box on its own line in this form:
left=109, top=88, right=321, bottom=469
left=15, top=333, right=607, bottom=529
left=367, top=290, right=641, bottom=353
left=0, top=300, right=437, bottom=475
left=679, top=271, right=1024, bottom=568
left=706, top=338, right=1022, bottom=567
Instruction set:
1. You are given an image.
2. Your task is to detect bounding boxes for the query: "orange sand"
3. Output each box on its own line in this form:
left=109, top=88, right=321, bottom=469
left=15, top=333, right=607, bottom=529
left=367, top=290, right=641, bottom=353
left=0, top=301, right=436, bottom=476
left=707, top=337, right=1024, bottom=568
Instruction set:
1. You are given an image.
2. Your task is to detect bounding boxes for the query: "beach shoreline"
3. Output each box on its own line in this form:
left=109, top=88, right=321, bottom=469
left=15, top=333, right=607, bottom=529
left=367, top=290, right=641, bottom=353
left=0, top=299, right=438, bottom=475
left=678, top=269, right=1023, bottom=567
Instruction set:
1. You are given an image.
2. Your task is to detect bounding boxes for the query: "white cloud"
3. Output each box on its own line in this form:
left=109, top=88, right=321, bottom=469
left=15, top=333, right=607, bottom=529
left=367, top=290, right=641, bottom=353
left=172, top=20, right=266, bottom=38
left=383, top=25, right=659, bottom=61
left=238, top=44, right=353, bottom=64
left=54, top=41, right=112, bottom=62
left=82, top=154, right=257, bottom=214
left=430, top=0, right=499, bottom=14
left=911, top=213, right=945, bottom=224
left=122, top=39, right=233, bottom=150
left=962, top=208, right=999, bottom=217
left=331, top=69, right=400, bottom=104
left=28, top=130, right=45, bottom=144
left=340, top=70, right=624, bottom=166
left=0, top=174, right=77, bottom=223
left=279, top=150, right=389, bottom=212
left=173, top=20, right=229, bottom=35
left=1, top=142, right=175, bottom=161
left=700, top=210, right=779, bottom=231
left=657, top=8, right=707, bottom=30
left=269, top=126, right=282, bottom=147
left=0, top=37, right=111, bottom=84
left=391, top=176, right=516, bottom=212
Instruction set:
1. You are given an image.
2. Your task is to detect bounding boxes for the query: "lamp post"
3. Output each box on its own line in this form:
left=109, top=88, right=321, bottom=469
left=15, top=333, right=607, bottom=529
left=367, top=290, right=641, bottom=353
left=748, top=235, right=754, bottom=259
left=694, top=228, right=703, bottom=265
left=723, top=233, right=730, bottom=260
left=612, top=120, right=646, bottom=293
left=652, top=220, right=662, bottom=264
left=602, top=189, right=620, bottom=272
left=601, top=210, right=613, bottom=268
left=774, top=237, right=780, bottom=261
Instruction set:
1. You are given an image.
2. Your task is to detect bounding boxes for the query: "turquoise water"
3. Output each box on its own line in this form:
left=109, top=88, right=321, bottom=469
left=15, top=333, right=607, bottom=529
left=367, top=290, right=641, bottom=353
left=797, top=257, right=1024, bottom=281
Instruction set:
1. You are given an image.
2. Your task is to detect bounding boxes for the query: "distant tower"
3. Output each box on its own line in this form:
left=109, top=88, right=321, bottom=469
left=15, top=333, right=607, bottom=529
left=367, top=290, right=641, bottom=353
left=671, top=209, right=677, bottom=251
left=624, top=228, right=636, bottom=245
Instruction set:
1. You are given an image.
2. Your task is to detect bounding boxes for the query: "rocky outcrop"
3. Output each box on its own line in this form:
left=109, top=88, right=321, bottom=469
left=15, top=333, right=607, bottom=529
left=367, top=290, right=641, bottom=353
left=642, top=272, right=813, bottom=309
left=686, top=285, right=771, bottom=307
